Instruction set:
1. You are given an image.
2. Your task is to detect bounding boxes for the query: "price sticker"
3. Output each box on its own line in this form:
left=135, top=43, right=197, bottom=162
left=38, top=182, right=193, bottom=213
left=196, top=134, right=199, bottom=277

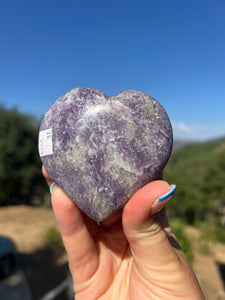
left=38, top=128, right=53, bottom=157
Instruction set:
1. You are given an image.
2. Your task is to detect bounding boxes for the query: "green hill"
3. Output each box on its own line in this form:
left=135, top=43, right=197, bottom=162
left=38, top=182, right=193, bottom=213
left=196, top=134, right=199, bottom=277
left=164, top=138, right=225, bottom=224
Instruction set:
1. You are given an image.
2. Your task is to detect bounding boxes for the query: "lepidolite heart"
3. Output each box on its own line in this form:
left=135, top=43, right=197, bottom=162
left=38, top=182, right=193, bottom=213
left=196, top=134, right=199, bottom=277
left=38, top=88, right=173, bottom=221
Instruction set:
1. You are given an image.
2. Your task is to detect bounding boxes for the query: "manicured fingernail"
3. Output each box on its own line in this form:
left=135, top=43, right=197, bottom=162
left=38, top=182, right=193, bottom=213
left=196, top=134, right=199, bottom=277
left=157, top=184, right=176, bottom=203
left=49, top=182, right=58, bottom=194
left=151, top=184, right=176, bottom=214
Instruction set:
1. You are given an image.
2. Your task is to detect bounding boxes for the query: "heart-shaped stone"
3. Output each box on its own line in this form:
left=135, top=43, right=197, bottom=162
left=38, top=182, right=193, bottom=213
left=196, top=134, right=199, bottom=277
left=38, top=88, right=173, bottom=221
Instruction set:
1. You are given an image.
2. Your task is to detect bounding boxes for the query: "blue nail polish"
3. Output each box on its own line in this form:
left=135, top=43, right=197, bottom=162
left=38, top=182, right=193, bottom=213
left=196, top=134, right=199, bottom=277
left=157, top=184, right=176, bottom=203
left=49, top=182, right=58, bottom=194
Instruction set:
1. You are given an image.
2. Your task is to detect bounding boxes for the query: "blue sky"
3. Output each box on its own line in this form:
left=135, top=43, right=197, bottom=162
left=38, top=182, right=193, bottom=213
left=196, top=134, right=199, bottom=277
left=1, top=0, right=225, bottom=141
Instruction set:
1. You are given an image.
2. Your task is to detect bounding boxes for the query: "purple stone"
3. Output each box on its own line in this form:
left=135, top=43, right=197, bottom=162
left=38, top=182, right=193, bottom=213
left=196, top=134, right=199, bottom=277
left=38, top=88, right=173, bottom=221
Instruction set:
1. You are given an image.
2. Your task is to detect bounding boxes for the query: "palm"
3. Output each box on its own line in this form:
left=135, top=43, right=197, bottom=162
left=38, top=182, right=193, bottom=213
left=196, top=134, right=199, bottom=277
left=72, top=218, right=149, bottom=300
left=66, top=214, right=191, bottom=300
left=67, top=213, right=129, bottom=299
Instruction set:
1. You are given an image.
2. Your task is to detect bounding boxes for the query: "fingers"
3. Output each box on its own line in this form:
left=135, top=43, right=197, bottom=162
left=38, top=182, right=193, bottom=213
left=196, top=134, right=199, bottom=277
left=51, top=188, right=99, bottom=282
left=42, top=166, right=99, bottom=284
left=122, top=180, right=179, bottom=274
left=123, top=181, right=205, bottom=299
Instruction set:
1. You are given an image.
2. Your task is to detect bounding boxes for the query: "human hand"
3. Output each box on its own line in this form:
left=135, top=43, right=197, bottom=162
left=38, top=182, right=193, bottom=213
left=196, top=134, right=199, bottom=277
left=43, top=166, right=204, bottom=300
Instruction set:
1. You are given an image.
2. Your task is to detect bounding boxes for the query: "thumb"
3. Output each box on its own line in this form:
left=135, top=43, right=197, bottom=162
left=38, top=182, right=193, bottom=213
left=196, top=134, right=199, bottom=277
left=122, top=180, right=177, bottom=271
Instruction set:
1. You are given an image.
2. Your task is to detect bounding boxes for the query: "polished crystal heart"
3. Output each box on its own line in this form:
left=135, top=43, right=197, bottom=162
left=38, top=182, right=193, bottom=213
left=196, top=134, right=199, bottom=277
left=38, top=88, right=173, bottom=221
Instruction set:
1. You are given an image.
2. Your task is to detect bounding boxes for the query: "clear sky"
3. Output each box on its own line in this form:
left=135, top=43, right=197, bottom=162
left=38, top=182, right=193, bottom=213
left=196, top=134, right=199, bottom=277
left=1, top=0, right=225, bottom=141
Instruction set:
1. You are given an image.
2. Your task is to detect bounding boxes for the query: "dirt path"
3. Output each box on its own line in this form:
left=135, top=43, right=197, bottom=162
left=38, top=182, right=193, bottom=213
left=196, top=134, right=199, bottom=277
left=185, top=226, right=225, bottom=300
left=0, top=205, right=68, bottom=300
left=0, top=205, right=56, bottom=253
left=0, top=205, right=225, bottom=299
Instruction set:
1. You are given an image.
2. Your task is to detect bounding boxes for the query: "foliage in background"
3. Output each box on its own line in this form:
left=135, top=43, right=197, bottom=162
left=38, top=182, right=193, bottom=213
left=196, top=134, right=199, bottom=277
left=45, top=226, right=65, bottom=256
left=170, top=218, right=194, bottom=261
left=164, top=139, right=225, bottom=225
left=200, top=220, right=225, bottom=244
left=0, top=105, right=47, bottom=205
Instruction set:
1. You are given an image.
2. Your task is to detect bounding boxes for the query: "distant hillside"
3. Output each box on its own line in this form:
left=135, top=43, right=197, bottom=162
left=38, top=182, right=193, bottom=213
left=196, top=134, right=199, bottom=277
left=173, top=140, right=196, bottom=151
left=164, top=137, right=225, bottom=224
left=173, top=136, right=225, bottom=151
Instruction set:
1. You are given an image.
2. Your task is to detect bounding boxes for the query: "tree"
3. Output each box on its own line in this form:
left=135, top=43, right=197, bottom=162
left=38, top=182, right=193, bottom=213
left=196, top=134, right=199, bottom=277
left=0, top=105, right=46, bottom=205
left=164, top=140, right=225, bottom=224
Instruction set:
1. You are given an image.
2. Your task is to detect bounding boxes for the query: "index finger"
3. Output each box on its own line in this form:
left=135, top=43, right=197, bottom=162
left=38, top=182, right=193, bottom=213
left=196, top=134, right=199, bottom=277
left=42, top=166, right=99, bottom=284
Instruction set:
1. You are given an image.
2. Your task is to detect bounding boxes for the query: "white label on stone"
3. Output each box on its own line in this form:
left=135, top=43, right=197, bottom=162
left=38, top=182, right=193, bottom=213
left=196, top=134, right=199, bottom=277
left=39, top=128, right=53, bottom=157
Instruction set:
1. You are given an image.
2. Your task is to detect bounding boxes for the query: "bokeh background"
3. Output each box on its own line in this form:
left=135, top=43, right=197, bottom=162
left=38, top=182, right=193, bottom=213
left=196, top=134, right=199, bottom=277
left=0, top=1, right=225, bottom=299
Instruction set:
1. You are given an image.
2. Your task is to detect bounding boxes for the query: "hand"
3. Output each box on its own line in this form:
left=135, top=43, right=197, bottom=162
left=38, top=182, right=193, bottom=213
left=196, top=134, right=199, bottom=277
left=43, top=166, right=204, bottom=300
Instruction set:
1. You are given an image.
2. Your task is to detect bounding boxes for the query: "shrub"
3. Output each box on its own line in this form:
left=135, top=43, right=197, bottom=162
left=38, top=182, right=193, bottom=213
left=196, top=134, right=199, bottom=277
left=170, top=218, right=194, bottom=261
left=44, top=226, right=65, bottom=255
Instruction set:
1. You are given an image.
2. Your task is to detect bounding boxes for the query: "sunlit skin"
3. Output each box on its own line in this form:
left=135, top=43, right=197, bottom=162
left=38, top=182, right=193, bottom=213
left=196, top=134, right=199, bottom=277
left=43, top=166, right=204, bottom=300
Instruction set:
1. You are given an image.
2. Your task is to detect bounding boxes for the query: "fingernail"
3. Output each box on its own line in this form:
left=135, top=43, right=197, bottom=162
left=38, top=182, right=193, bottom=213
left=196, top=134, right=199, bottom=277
left=157, top=184, right=176, bottom=203
left=49, top=182, right=58, bottom=194
left=151, top=184, right=176, bottom=215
